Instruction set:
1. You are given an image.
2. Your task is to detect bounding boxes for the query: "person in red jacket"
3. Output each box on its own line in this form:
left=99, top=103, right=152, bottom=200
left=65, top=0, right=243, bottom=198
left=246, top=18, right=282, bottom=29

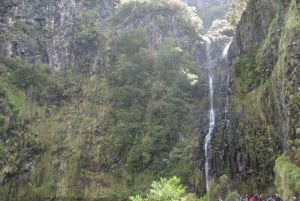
left=249, top=194, right=260, bottom=201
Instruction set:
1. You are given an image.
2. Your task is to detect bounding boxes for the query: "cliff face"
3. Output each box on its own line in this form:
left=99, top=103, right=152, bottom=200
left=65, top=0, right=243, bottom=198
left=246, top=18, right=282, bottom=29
left=0, top=0, right=118, bottom=71
left=224, top=0, right=300, bottom=196
left=110, top=0, right=203, bottom=53
left=229, top=0, right=277, bottom=59
left=0, top=1, right=212, bottom=200
left=3, top=0, right=299, bottom=200
left=0, top=0, right=205, bottom=72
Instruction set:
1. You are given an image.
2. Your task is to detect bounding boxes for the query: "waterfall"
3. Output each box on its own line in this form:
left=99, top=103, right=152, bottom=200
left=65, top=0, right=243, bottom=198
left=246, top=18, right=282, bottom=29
left=205, top=76, right=215, bottom=193
left=202, top=36, right=232, bottom=193
left=203, top=36, right=212, bottom=68
left=222, top=40, right=232, bottom=66
left=203, top=36, right=215, bottom=193
left=222, top=40, right=232, bottom=141
left=222, top=41, right=231, bottom=57
left=224, top=72, right=230, bottom=140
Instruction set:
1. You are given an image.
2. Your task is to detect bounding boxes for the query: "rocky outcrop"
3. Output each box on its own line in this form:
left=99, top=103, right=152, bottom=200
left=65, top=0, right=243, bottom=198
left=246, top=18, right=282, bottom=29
left=229, top=0, right=277, bottom=60
left=0, top=0, right=118, bottom=71
left=0, top=0, right=205, bottom=73
left=5, top=0, right=295, bottom=199
left=0, top=1, right=218, bottom=200
left=223, top=0, right=300, bottom=196
left=110, top=0, right=203, bottom=55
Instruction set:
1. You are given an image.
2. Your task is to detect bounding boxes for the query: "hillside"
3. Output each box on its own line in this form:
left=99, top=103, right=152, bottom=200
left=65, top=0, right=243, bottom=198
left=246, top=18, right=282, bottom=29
left=0, top=0, right=299, bottom=201
left=0, top=0, right=204, bottom=200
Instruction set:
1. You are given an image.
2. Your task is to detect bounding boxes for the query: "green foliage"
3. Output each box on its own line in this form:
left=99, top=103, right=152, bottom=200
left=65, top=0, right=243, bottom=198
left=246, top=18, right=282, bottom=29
left=225, top=191, right=240, bottom=201
left=1, top=0, right=300, bottom=200
left=116, top=33, right=148, bottom=56
left=114, top=0, right=202, bottom=35
left=231, top=47, right=259, bottom=95
left=39, top=71, right=85, bottom=106
left=198, top=4, right=230, bottom=31
left=130, top=176, right=187, bottom=201
left=13, top=62, right=47, bottom=89
left=228, top=0, right=300, bottom=196
left=272, top=3, right=300, bottom=198
left=274, top=154, right=300, bottom=199
left=72, top=11, right=103, bottom=73
left=0, top=1, right=202, bottom=200
left=103, top=35, right=198, bottom=175
left=225, top=0, right=248, bottom=26
left=7, top=89, right=25, bottom=112
left=0, top=32, right=199, bottom=201
left=208, top=175, right=229, bottom=201
left=0, top=61, right=43, bottom=189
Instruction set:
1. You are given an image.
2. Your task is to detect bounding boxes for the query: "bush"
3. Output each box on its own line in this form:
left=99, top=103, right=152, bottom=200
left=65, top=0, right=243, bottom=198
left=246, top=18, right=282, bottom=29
left=130, top=176, right=200, bottom=201
left=225, top=191, right=240, bottom=201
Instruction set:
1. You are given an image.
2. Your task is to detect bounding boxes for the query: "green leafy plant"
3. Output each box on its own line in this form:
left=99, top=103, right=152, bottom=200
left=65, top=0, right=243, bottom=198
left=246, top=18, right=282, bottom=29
left=130, top=176, right=194, bottom=201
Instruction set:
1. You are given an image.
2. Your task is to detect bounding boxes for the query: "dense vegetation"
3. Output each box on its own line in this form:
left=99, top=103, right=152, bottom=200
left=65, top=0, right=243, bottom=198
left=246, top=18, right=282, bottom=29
left=228, top=0, right=300, bottom=196
left=130, top=177, right=201, bottom=201
left=0, top=33, right=201, bottom=200
left=225, top=0, right=247, bottom=26
left=0, top=0, right=299, bottom=200
left=104, top=36, right=199, bottom=174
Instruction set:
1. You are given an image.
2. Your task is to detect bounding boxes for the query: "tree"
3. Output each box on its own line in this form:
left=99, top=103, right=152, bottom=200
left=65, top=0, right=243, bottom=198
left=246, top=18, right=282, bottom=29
left=225, top=0, right=247, bottom=26
left=130, top=176, right=186, bottom=201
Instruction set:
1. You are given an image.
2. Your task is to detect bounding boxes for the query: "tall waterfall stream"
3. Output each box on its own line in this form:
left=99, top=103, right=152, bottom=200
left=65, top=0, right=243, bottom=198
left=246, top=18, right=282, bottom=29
left=203, top=36, right=214, bottom=193
left=203, top=36, right=232, bottom=193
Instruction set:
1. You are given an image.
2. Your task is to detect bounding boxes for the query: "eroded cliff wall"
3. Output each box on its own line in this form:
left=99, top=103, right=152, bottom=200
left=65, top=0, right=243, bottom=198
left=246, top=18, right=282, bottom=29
left=224, top=0, right=300, bottom=195
left=0, top=0, right=118, bottom=71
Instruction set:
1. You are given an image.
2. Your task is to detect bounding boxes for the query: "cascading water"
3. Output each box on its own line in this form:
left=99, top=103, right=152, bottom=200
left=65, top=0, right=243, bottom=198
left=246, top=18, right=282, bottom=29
left=224, top=73, right=230, bottom=139
left=205, top=76, right=215, bottom=193
left=203, top=36, right=215, bottom=193
left=202, top=36, right=232, bottom=193
left=222, top=40, right=232, bottom=140
left=222, top=40, right=232, bottom=66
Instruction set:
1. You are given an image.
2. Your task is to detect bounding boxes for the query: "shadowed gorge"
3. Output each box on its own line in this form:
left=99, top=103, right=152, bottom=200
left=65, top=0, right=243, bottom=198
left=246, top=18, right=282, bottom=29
left=0, top=0, right=299, bottom=201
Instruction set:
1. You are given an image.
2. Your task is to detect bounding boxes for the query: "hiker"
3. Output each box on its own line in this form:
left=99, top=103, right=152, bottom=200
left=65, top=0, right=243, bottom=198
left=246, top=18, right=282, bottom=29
left=249, top=194, right=260, bottom=201
left=259, top=194, right=263, bottom=201
left=275, top=194, right=282, bottom=201
left=267, top=195, right=273, bottom=201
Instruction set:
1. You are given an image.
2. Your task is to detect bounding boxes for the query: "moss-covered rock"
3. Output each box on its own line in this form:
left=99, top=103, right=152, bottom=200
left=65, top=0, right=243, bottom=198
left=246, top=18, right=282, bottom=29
left=224, top=0, right=300, bottom=195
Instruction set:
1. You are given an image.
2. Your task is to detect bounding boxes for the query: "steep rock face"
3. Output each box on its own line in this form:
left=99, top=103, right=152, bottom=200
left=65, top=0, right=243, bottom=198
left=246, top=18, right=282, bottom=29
left=0, top=0, right=221, bottom=200
left=178, top=20, right=233, bottom=197
left=0, top=0, right=118, bottom=71
left=196, top=36, right=233, bottom=188
left=224, top=0, right=300, bottom=195
left=110, top=0, right=203, bottom=55
left=229, top=0, right=277, bottom=60
left=111, top=1, right=236, bottom=195
left=186, top=0, right=233, bottom=31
